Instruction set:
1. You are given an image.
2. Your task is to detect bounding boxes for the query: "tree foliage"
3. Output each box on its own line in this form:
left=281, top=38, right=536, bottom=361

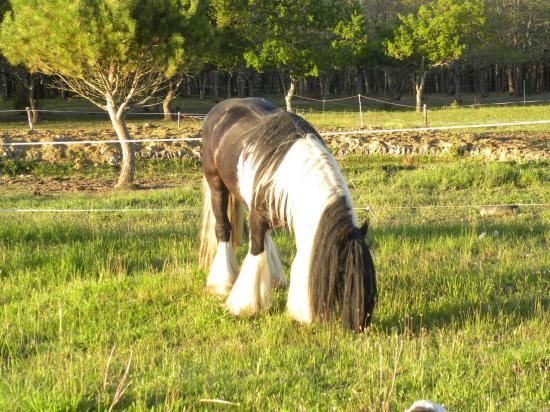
left=210, top=0, right=367, bottom=110
left=0, top=0, right=199, bottom=109
left=385, top=0, right=485, bottom=69
left=0, top=0, right=205, bottom=187
left=384, top=0, right=485, bottom=109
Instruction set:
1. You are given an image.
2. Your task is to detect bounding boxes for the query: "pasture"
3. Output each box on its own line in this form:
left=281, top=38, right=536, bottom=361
left=1, top=152, right=549, bottom=410
left=3, top=94, right=550, bottom=133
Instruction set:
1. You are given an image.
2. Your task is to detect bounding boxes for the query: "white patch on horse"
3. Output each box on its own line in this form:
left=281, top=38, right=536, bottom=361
left=263, top=134, right=356, bottom=323
left=206, top=241, right=239, bottom=296
left=225, top=251, right=272, bottom=315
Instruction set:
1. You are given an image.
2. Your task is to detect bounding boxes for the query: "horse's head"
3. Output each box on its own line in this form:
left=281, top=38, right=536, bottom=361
left=310, top=203, right=377, bottom=332
left=340, top=219, right=377, bottom=330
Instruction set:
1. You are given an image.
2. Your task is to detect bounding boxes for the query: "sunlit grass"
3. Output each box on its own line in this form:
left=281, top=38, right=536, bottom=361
left=1, top=157, right=549, bottom=410
left=2, top=95, right=550, bottom=133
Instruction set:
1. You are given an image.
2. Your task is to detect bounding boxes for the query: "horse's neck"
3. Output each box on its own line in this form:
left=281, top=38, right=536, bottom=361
left=267, top=136, right=355, bottom=246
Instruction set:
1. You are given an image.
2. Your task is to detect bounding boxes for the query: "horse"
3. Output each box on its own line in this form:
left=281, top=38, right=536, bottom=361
left=198, top=97, right=376, bottom=331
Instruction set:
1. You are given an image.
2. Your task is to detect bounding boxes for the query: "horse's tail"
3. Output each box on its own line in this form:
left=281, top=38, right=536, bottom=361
left=199, top=177, right=245, bottom=269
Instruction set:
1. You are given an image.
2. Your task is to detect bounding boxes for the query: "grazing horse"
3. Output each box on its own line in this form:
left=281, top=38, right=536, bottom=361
left=199, top=98, right=376, bottom=331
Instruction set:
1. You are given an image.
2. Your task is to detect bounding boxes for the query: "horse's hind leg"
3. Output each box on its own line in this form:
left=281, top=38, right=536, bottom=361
left=205, top=174, right=239, bottom=296
left=226, top=209, right=272, bottom=315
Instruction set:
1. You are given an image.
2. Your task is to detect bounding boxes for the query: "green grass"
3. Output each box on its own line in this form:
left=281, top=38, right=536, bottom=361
left=2, top=94, right=550, bottom=133
left=1, top=157, right=549, bottom=411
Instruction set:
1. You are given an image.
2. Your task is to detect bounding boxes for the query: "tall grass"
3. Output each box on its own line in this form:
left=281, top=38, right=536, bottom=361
left=1, top=157, right=549, bottom=410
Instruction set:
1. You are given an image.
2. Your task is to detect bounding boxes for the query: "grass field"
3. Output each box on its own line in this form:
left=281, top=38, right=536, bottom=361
left=1, top=156, right=549, bottom=410
left=2, top=94, right=550, bottom=134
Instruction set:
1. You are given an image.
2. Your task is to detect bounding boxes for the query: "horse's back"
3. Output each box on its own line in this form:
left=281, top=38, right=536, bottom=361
left=202, top=98, right=280, bottom=147
left=201, top=98, right=283, bottom=193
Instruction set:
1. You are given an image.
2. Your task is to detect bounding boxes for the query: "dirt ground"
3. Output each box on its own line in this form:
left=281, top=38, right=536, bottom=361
left=1, top=123, right=549, bottom=193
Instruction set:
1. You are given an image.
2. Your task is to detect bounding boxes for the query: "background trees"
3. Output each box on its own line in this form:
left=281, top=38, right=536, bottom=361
left=0, top=0, right=203, bottom=187
left=211, top=0, right=367, bottom=112
left=1, top=1, right=550, bottom=125
left=384, top=0, right=485, bottom=111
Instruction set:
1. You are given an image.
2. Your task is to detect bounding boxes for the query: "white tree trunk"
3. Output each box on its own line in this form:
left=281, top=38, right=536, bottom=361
left=107, top=102, right=135, bottom=188
left=163, top=85, right=175, bottom=121
left=285, top=77, right=297, bottom=112
left=28, top=77, right=38, bottom=123
left=415, top=72, right=427, bottom=112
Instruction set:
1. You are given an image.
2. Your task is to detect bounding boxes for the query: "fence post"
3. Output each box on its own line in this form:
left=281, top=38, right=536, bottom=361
left=177, top=111, right=181, bottom=130
left=423, top=104, right=428, bottom=128
left=322, top=99, right=326, bottom=119
left=26, top=107, right=33, bottom=131
left=358, top=94, right=364, bottom=128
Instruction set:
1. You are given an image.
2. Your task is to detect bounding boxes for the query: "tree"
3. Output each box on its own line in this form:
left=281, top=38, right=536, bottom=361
left=384, top=0, right=485, bottom=111
left=0, top=0, right=202, bottom=187
left=161, top=0, right=211, bottom=121
left=211, top=0, right=367, bottom=112
left=482, top=0, right=550, bottom=95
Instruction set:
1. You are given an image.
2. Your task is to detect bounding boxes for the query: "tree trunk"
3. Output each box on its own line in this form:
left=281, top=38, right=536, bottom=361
left=163, top=83, right=175, bottom=121
left=506, top=65, right=515, bottom=95
left=278, top=69, right=286, bottom=95
left=285, top=77, right=297, bottom=112
left=415, top=71, right=427, bottom=112
left=28, top=77, right=38, bottom=123
left=319, top=73, right=331, bottom=99
left=107, top=102, right=135, bottom=188
left=364, top=73, right=370, bottom=95
left=226, top=72, right=232, bottom=98
left=452, top=61, right=462, bottom=103
left=355, top=68, right=362, bottom=95
left=199, top=73, right=207, bottom=100
left=237, top=71, right=245, bottom=97
left=213, top=70, right=219, bottom=100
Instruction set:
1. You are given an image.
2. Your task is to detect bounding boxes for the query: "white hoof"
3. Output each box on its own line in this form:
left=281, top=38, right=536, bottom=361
left=206, top=242, right=239, bottom=297
left=287, top=306, right=313, bottom=325
left=225, top=252, right=271, bottom=316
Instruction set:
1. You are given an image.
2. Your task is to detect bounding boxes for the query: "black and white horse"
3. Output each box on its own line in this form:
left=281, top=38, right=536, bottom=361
left=199, top=98, right=376, bottom=331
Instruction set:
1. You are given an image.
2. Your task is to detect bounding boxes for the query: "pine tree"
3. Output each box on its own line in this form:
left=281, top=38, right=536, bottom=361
left=0, top=0, right=206, bottom=187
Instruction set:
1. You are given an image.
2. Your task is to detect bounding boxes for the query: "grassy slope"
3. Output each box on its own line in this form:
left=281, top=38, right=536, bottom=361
left=1, top=157, right=549, bottom=411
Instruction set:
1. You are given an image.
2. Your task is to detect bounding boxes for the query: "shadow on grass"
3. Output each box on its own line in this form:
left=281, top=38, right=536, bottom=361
left=2, top=216, right=547, bottom=332
left=372, top=219, right=550, bottom=243
left=376, top=292, right=549, bottom=335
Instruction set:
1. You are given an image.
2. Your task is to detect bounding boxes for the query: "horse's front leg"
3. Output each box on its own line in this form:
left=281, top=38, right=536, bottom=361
left=226, top=209, right=272, bottom=315
left=286, top=243, right=314, bottom=324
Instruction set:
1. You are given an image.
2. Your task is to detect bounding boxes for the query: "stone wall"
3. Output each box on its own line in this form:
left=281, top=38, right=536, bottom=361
left=1, top=125, right=549, bottom=166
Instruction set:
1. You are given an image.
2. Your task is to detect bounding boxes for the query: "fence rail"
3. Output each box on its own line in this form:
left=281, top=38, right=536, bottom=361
left=0, top=202, right=549, bottom=216
left=1, top=118, right=549, bottom=147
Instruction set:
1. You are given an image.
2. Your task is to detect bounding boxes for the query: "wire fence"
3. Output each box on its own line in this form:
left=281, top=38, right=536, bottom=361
left=1, top=202, right=549, bottom=230
left=1, top=118, right=549, bottom=147
left=1, top=97, right=549, bottom=222
left=293, top=93, right=550, bottom=111
left=2, top=202, right=548, bottom=214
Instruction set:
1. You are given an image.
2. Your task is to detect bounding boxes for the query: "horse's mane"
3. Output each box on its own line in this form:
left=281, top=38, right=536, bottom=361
left=242, top=110, right=324, bottom=218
